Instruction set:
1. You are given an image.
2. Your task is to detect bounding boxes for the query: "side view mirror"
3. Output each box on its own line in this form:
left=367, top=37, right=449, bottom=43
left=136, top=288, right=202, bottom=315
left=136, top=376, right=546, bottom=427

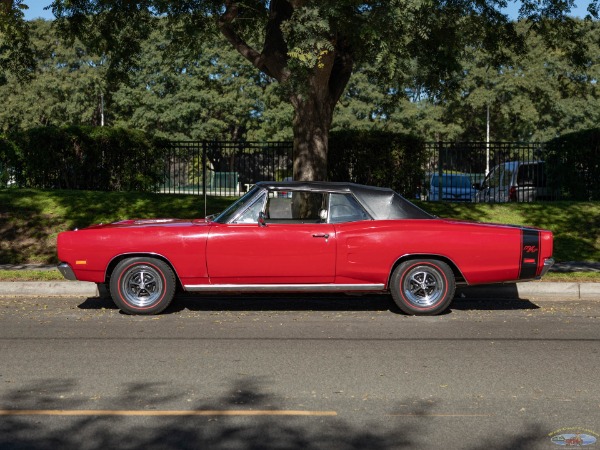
left=472, top=183, right=482, bottom=190
left=258, top=211, right=267, bottom=227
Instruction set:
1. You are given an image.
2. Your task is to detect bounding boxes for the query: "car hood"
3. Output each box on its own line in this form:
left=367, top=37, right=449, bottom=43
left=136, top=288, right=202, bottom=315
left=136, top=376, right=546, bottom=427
left=81, top=218, right=209, bottom=230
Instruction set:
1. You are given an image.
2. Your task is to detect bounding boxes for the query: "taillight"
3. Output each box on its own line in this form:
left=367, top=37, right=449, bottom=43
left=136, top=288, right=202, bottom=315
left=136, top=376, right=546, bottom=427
left=509, top=186, right=517, bottom=201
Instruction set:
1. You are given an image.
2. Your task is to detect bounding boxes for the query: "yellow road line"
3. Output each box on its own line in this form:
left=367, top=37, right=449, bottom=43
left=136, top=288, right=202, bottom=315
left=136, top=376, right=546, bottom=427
left=0, top=409, right=337, bottom=417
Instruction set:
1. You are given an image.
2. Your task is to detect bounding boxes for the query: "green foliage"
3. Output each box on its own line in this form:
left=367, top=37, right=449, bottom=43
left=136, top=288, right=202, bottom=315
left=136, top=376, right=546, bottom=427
left=545, top=129, right=600, bottom=200
left=0, top=19, right=106, bottom=132
left=1, top=188, right=597, bottom=264
left=9, top=126, right=167, bottom=191
left=111, top=20, right=290, bottom=141
left=0, top=19, right=292, bottom=141
left=328, top=130, right=426, bottom=197
left=0, top=134, right=19, bottom=186
left=0, top=188, right=234, bottom=263
left=423, top=20, right=600, bottom=142
left=0, top=0, right=35, bottom=84
left=420, top=200, right=600, bottom=262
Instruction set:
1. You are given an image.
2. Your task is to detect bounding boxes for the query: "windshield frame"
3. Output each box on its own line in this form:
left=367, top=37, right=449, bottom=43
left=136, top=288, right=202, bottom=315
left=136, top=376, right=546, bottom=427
left=212, top=186, right=264, bottom=224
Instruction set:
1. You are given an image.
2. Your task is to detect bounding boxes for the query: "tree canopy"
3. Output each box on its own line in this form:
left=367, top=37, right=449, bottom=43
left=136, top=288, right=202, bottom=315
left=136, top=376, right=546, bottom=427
left=1, top=1, right=598, bottom=180
left=1, top=17, right=599, bottom=144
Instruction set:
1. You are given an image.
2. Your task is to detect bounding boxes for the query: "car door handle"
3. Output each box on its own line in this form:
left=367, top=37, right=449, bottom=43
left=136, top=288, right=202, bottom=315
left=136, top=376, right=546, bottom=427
left=312, top=234, right=330, bottom=239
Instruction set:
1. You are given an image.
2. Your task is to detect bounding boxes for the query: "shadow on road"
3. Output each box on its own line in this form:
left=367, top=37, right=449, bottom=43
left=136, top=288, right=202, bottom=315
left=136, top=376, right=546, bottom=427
left=77, top=292, right=540, bottom=315
left=0, top=377, right=419, bottom=450
left=451, top=297, right=540, bottom=311
left=0, top=377, right=547, bottom=450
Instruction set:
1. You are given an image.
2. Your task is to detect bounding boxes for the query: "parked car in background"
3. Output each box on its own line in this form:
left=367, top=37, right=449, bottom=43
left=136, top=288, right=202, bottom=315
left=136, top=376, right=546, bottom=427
left=428, top=173, right=476, bottom=202
left=57, top=181, right=554, bottom=316
left=474, top=161, right=552, bottom=202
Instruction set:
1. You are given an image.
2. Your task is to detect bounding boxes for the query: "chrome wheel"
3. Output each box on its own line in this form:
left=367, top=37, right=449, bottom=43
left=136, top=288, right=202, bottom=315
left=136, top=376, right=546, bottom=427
left=121, top=264, right=164, bottom=308
left=110, top=257, right=176, bottom=315
left=390, top=259, right=455, bottom=315
left=402, top=265, right=444, bottom=308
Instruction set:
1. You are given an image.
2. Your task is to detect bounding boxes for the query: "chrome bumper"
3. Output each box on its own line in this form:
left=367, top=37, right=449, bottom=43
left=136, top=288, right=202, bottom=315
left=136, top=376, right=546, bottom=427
left=539, top=257, right=555, bottom=278
left=57, top=262, right=77, bottom=281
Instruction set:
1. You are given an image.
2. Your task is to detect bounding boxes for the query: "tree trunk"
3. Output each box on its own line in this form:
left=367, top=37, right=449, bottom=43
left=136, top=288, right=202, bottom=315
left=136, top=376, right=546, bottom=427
left=290, top=44, right=353, bottom=181
left=291, top=93, right=332, bottom=181
left=218, top=2, right=354, bottom=181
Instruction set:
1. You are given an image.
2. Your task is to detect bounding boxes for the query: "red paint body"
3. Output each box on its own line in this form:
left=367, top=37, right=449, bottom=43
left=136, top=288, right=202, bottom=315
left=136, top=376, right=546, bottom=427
left=57, top=217, right=553, bottom=289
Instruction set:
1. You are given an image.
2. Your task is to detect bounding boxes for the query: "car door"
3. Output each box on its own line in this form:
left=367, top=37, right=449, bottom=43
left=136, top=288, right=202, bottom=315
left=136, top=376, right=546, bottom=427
left=206, top=191, right=336, bottom=284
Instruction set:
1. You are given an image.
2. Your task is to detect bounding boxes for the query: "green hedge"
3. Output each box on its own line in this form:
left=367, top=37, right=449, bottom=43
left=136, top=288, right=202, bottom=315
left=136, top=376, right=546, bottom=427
left=0, top=135, right=19, bottom=186
left=546, top=129, right=600, bottom=201
left=328, top=130, right=426, bottom=197
left=3, top=126, right=168, bottom=191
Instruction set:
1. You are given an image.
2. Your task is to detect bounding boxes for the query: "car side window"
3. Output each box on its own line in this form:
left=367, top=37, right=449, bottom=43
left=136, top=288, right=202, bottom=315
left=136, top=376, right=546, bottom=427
left=328, top=193, right=370, bottom=224
left=265, top=191, right=326, bottom=223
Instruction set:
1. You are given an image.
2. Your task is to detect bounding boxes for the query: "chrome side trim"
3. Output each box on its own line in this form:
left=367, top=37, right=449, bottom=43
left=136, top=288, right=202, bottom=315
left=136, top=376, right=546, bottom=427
left=184, top=283, right=386, bottom=293
left=57, top=263, right=77, bottom=281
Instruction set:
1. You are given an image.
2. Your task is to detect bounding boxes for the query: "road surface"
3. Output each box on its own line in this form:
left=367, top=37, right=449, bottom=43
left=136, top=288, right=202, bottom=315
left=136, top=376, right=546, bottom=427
left=0, top=294, right=598, bottom=449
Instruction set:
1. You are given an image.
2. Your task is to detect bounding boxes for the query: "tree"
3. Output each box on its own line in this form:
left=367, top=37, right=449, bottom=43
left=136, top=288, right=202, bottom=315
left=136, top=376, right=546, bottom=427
left=110, top=21, right=292, bottom=142
left=0, top=19, right=106, bottom=132
left=4, top=1, right=594, bottom=179
left=432, top=19, right=600, bottom=142
left=50, top=0, right=575, bottom=181
left=0, top=0, right=35, bottom=84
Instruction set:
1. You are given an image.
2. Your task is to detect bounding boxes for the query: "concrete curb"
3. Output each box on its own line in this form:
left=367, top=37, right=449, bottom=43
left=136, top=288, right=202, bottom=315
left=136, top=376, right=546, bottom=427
left=0, top=281, right=99, bottom=297
left=0, top=281, right=599, bottom=300
left=458, top=282, right=600, bottom=300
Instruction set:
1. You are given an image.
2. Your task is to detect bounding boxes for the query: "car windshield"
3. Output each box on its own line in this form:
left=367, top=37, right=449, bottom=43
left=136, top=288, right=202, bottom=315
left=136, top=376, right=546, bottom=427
left=212, top=186, right=261, bottom=223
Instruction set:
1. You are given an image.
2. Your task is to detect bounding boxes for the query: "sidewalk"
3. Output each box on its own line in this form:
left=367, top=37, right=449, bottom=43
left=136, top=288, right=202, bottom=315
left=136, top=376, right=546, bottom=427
left=0, top=262, right=599, bottom=300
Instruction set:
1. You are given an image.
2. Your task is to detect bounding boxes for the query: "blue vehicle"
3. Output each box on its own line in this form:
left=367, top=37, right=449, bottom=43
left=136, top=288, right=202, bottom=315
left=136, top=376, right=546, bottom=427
left=428, top=173, right=476, bottom=202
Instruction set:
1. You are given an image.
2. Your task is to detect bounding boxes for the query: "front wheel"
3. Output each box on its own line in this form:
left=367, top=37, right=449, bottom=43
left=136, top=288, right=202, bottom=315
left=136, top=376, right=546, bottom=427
left=109, top=257, right=176, bottom=315
left=390, top=259, right=455, bottom=315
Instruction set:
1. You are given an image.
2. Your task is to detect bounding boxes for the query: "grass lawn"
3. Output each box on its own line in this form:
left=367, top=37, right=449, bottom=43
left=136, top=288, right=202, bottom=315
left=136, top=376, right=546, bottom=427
left=0, top=189, right=233, bottom=264
left=418, top=201, right=600, bottom=263
left=1, top=189, right=598, bottom=267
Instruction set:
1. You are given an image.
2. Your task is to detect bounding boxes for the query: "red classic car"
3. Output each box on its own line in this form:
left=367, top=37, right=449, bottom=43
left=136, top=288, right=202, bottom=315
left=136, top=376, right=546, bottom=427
left=57, top=181, right=554, bottom=315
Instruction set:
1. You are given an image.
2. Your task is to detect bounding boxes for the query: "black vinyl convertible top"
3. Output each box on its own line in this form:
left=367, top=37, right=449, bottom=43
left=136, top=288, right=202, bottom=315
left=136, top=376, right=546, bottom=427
left=255, top=181, right=433, bottom=220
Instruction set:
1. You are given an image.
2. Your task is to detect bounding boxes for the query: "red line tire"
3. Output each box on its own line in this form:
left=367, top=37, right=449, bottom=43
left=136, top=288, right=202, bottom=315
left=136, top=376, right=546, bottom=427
left=109, top=257, right=176, bottom=315
left=390, top=259, right=455, bottom=315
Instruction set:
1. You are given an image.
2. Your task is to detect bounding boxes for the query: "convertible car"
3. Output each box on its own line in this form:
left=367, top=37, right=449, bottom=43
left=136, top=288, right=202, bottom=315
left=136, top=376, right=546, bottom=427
left=57, top=181, right=554, bottom=316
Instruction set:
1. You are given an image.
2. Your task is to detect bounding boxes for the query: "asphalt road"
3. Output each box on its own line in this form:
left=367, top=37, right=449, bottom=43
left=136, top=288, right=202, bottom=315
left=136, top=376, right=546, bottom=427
left=0, top=294, right=599, bottom=450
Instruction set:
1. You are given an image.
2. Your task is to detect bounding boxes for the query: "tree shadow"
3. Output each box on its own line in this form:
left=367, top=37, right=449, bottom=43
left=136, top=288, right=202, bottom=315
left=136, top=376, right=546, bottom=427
left=421, top=201, right=599, bottom=262
left=0, top=377, right=550, bottom=449
left=0, top=377, right=422, bottom=450
left=0, top=189, right=231, bottom=264
left=0, top=190, right=61, bottom=264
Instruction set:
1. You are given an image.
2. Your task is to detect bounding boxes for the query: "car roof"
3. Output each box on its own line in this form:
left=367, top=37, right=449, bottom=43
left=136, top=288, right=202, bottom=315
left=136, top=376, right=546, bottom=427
left=254, top=181, right=432, bottom=220
left=255, top=180, right=393, bottom=194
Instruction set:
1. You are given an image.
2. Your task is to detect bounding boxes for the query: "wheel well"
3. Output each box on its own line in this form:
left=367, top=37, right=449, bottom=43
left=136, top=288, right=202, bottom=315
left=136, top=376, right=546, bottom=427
left=388, top=255, right=466, bottom=287
left=105, top=254, right=183, bottom=290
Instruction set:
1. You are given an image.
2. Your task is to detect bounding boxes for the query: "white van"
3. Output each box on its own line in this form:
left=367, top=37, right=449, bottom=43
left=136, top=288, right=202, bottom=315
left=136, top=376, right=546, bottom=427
left=474, top=161, right=552, bottom=202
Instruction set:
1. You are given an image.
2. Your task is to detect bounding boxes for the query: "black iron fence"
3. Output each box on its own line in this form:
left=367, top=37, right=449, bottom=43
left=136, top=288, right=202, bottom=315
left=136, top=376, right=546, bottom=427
left=422, top=142, right=560, bottom=202
left=162, top=141, right=293, bottom=196
left=163, top=140, right=560, bottom=202
left=3, top=137, right=583, bottom=201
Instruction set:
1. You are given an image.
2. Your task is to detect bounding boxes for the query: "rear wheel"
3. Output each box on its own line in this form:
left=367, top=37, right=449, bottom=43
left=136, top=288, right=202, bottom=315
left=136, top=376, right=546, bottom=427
left=390, top=259, right=455, bottom=315
left=109, top=257, right=176, bottom=315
